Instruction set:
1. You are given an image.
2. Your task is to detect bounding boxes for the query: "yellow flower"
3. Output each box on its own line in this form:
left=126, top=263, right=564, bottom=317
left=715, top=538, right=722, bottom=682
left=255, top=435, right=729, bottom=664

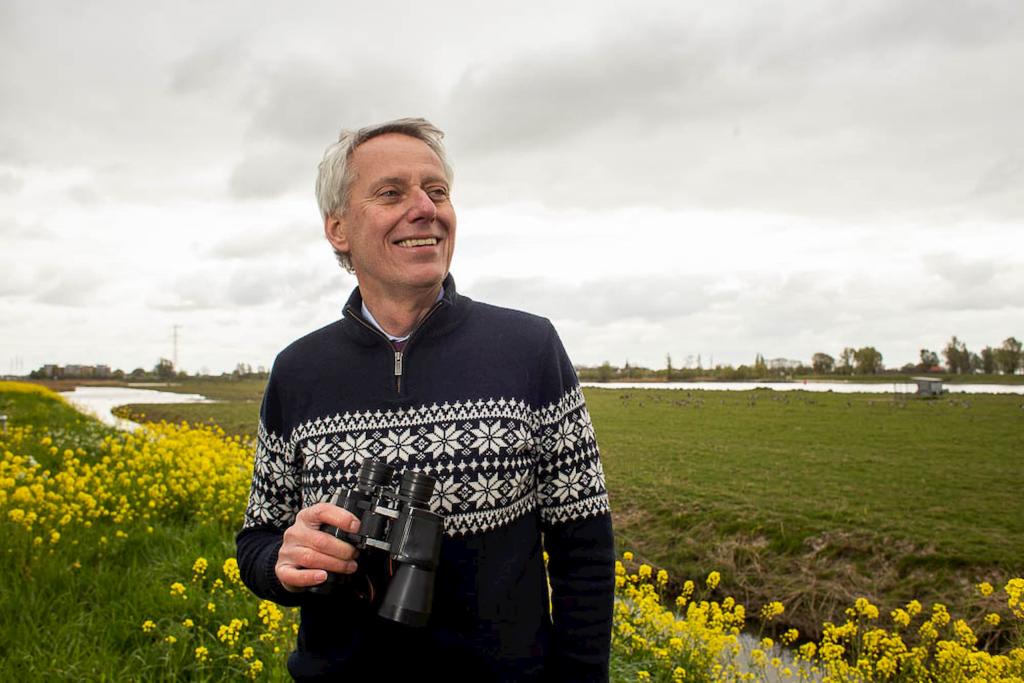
left=141, top=619, right=156, bottom=633
left=164, top=635, right=177, bottom=644
left=985, top=612, right=1001, bottom=626
left=638, top=564, right=653, bottom=580
left=656, top=569, right=669, bottom=586
left=636, top=672, right=651, bottom=681
left=853, top=597, right=879, bottom=620
left=182, top=618, right=194, bottom=629
left=223, top=558, right=241, bottom=584
left=194, top=646, right=209, bottom=662
left=760, top=601, right=785, bottom=621
left=706, top=571, right=720, bottom=590
left=169, top=582, right=187, bottom=598
left=207, top=601, right=216, bottom=613
left=977, top=581, right=994, bottom=597
left=623, top=551, right=634, bottom=562
left=247, top=660, right=264, bottom=680
left=193, top=557, right=208, bottom=578
left=242, top=646, right=254, bottom=660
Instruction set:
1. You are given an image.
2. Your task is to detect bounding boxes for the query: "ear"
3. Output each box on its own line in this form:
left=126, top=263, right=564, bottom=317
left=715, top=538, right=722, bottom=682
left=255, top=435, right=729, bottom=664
left=324, top=214, right=350, bottom=254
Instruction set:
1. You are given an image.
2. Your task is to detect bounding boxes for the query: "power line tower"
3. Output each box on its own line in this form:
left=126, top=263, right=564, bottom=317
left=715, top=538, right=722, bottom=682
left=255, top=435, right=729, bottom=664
left=172, top=325, right=181, bottom=370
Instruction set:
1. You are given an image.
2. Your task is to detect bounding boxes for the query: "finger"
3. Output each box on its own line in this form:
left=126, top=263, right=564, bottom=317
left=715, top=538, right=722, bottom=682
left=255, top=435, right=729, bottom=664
left=296, top=503, right=361, bottom=533
left=278, top=545, right=359, bottom=576
left=282, top=526, right=360, bottom=562
left=276, top=561, right=358, bottom=591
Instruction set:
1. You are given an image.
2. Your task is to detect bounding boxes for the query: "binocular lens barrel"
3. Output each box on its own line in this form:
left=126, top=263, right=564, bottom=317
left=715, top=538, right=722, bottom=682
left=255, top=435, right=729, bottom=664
left=357, top=458, right=395, bottom=489
left=399, top=470, right=436, bottom=506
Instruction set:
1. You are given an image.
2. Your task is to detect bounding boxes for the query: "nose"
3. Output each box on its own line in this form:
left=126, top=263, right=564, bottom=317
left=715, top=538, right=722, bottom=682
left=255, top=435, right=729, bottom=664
left=407, top=187, right=437, bottom=222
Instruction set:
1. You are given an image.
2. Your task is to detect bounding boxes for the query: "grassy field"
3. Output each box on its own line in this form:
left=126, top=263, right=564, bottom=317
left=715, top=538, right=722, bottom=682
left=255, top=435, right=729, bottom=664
left=111, top=378, right=266, bottom=438
left=98, top=378, right=1024, bottom=640
left=590, top=387, right=1024, bottom=639
left=4, top=381, right=1023, bottom=680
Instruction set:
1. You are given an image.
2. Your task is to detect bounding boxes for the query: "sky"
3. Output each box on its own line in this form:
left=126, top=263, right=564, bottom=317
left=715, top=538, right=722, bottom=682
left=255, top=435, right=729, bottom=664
left=2, top=0, right=1022, bottom=375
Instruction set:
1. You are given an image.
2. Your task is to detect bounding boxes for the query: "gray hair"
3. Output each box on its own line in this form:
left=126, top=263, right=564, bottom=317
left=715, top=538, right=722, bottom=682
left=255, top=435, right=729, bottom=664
left=316, top=117, right=454, bottom=272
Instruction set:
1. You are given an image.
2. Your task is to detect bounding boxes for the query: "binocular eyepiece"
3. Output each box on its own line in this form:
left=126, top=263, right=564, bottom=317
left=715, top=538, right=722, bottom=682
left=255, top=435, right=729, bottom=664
left=311, top=458, right=444, bottom=628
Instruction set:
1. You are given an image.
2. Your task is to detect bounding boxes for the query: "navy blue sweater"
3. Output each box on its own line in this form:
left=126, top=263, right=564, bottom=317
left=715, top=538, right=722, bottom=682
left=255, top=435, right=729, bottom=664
left=236, top=275, right=614, bottom=681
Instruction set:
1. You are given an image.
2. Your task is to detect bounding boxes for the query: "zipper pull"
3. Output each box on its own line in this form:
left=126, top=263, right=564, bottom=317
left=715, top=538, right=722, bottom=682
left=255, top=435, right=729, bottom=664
left=394, top=351, right=403, bottom=377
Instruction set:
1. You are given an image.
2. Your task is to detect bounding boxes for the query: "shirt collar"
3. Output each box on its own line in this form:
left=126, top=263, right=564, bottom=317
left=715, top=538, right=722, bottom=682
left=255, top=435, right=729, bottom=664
left=360, top=286, right=445, bottom=342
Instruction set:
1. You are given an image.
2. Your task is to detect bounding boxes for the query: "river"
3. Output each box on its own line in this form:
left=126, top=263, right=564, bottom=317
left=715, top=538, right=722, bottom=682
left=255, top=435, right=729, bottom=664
left=59, top=385, right=212, bottom=430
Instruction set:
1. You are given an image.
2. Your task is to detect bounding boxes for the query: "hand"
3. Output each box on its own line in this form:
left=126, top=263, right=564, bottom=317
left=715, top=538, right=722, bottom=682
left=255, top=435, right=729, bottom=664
left=275, top=503, right=361, bottom=592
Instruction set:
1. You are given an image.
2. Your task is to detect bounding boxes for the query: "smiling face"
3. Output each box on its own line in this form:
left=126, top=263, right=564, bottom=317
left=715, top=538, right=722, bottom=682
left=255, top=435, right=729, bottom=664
left=325, top=133, right=456, bottom=300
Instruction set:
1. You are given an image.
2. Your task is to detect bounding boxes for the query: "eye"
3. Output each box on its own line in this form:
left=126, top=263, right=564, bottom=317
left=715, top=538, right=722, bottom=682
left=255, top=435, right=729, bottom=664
left=378, top=189, right=401, bottom=199
left=428, top=187, right=450, bottom=201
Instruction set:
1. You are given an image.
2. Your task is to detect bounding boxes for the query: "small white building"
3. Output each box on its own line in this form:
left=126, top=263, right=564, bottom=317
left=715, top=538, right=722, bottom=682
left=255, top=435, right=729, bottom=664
left=912, top=377, right=945, bottom=397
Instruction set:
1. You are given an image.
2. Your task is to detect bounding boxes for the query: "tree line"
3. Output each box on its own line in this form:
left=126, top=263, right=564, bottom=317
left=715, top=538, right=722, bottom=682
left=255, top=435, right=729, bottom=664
left=576, top=336, right=1022, bottom=382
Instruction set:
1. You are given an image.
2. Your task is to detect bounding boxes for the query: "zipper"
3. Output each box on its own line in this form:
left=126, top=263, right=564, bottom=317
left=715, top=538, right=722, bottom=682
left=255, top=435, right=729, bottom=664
left=345, top=299, right=445, bottom=394
left=394, top=350, right=403, bottom=392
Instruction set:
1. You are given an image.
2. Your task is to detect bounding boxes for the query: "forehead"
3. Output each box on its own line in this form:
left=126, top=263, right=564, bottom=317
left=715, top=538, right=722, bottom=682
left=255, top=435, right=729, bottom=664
left=350, top=133, right=446, bottom=183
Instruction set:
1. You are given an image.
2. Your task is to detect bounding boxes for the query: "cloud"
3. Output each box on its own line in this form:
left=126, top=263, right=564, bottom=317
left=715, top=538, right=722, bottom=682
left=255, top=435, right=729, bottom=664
left=227, top=146, right=314, bottom=200
left=0, top=169, right=23, bottom=194
left=973, top=153, right=1024, bottom=197
left=244, top=60, right=441, bottom=147
left=441, top=1, right=1024, bottom=220
left=148, top=263, right=344, bottom=312
left=169, top=40, right=247, bottom=95
left=33, top=268, right=104, bottom=307
left=208, top=221, right=325, bottom=259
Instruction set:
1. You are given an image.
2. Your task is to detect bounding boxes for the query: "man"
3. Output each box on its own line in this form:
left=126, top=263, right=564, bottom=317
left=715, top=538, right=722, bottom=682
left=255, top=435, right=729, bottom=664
left=236, top=118, right=614, bottom=682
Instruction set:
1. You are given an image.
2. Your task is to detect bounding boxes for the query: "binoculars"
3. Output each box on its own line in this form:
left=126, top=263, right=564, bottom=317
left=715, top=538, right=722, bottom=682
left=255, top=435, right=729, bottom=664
left=311, top=457, right=444, bottom=628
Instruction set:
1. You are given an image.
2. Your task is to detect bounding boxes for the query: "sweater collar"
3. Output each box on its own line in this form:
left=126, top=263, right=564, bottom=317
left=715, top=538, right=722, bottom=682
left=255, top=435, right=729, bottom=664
left=341, top=273, right=465, bottom=347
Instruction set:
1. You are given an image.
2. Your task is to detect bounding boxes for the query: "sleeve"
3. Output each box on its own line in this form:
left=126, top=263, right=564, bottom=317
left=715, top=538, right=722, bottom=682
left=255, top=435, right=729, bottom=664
left=235, top=363, right=308, bottom=607
left=534, top=323, right=615, bottom=682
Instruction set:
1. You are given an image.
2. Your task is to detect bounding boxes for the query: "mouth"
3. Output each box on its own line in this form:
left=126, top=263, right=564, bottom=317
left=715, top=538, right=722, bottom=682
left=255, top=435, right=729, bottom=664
left=394, top=237, right=439, bottom=248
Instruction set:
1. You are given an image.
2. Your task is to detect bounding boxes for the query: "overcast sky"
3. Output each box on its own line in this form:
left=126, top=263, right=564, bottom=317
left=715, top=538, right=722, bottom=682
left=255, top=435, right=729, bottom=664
left=2, top=0, right=1022, bottom=375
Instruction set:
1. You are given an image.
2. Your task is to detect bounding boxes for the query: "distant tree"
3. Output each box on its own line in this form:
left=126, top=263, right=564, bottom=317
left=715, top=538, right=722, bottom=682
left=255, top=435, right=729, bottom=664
left=754, top=353, right=768, bottom=376
left=811, top=353, right=835, bottom=374
left=623, top=360, right=632, bottom=379
left=665, top=353, right=673, bottom=382
left=597, top=361, right=613, bottom=382
left=943, top=336, right=969, bottom=374
left=968, top=352, right=982, bottom=374
left=996, top=337, right=1022, bottom=374
left=853, top=346, right=883, bottom=374
left=980, top=346, right=997, bottom=374
left=919, top=349, right=940, bottom=371
left=130, top=367, right=147, bottom=379
left=838, top=347, right=856, bottom=375
left=154, top=358, right=175, bottom=380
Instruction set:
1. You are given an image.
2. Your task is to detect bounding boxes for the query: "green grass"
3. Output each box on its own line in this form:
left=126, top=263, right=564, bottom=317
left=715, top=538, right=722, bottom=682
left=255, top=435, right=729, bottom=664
left=2, top=523, right=236, bottom=680
left=590, top=387, right=1024, bottom=639
left=114, top=402, right=260, bottom=439
left=113, top=378, right=267, bottom=438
